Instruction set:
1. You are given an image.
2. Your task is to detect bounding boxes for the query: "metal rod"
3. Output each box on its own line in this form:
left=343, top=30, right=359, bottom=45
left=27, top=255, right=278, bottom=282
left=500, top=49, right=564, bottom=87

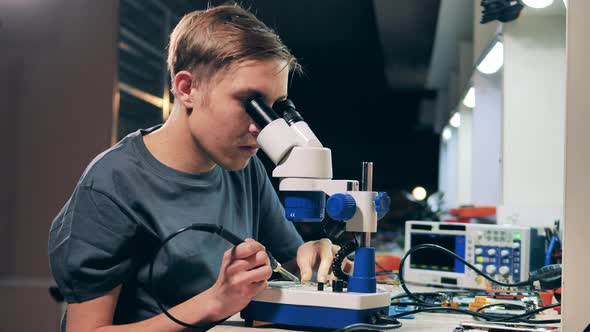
left=364, top=233, right=371, bottom=248
left=358, top=233, right=366, bottom=247
left=361, top=162, right=373, bottom=248
left=361, top=162, right=373, bottom=192
left=358, top=232, right=372, bottom=248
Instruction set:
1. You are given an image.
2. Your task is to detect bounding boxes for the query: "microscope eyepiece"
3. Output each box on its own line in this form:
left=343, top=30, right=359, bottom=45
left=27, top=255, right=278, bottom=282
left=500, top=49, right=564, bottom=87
left=245, top=97, right=305, bottom=128
left=245, top=96, right=280, bottom=129
left=274, top=99, right=304, bottom=125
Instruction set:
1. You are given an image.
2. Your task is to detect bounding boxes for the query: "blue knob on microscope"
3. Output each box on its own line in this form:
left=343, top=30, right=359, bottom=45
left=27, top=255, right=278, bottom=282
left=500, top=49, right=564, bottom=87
left=374, top=192, right=391, bottom=220
left=326, top=193, right=356, bottom=221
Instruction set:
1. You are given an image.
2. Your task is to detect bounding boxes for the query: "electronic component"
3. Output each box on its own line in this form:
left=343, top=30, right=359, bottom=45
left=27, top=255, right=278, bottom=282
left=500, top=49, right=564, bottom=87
left=404, top=221, right=544, bottom=289
left=317, top=282, right=324, bottom=291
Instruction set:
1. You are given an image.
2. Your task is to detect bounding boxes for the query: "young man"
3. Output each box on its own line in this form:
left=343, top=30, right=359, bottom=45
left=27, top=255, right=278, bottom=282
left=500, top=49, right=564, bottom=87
left=49, top=4, right=344, bottom=331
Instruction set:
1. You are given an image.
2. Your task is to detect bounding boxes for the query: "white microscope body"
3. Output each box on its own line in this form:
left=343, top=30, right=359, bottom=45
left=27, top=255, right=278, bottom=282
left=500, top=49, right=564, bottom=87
left=240, top=97, right=391, bottom=329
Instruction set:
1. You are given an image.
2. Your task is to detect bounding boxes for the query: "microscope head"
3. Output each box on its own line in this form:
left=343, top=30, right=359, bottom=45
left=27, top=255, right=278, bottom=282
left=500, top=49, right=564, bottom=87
left=244, top=97, right=389, bottom=226
left=245, top=97, right=331, bottom=179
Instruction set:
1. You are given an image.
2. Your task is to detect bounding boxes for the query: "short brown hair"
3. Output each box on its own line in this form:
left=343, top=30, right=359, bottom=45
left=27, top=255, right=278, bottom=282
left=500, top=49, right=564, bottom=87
left=167, top=3, right=301, bottom=94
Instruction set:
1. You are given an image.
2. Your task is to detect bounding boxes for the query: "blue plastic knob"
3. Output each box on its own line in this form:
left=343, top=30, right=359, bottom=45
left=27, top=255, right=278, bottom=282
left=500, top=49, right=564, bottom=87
left=326, top=193, right=356, bottom=221
left=374, top=192, right=391, bottom=220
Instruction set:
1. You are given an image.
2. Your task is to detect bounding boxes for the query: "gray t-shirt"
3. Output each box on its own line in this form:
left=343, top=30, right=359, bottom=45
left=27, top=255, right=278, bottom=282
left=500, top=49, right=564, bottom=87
left=48, top=126, right=303, bottom=324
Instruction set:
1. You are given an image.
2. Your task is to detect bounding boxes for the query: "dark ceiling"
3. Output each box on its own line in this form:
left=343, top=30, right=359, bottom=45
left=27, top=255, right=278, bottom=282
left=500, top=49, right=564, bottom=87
left=119, top=0, right=442, bottom=194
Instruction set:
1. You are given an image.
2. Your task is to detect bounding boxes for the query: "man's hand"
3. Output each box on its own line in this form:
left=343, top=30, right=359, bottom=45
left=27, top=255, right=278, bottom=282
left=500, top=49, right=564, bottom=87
left=205, top=238, right=272, bottom=321
left=296, top=238, right=354, bottom=283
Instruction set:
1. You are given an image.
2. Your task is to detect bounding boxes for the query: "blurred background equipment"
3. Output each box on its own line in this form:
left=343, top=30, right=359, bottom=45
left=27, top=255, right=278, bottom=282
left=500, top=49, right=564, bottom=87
left=412, top=186, right=428, bottom=201
left=403, top=221, right=545, bottom=289
left=447, top=206, right=497, bottom=224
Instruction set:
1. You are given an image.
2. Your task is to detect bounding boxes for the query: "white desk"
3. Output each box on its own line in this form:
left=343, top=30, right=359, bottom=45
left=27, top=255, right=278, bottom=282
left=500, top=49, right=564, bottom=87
left=215, top=312, right=560, bottom=331
left=212, top=285, right=561, bottom=331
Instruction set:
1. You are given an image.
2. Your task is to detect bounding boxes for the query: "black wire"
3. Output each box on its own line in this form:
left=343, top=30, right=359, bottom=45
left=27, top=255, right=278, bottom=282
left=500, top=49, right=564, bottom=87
left=375, top=314, right=401, bottom=325
left=470, top=303, right=561, bottom=323
left=519, top=319, right=561, bottom=324
left=391, top=291, right=452, bottom=301
left=398, top=244, right=531, bottom=305
left=352, top=233, right=359, bottom=247
left=374, top=260, right=388, bottom=272
left=389, top=302, right=427, bottom=307
left=475, top=302, right=527, bottom=313
left=332, top=241, right=358, bottom=281
left=388, top=302, right=560, bottom=324
left=495, top=303, right=561, bottom=322
left=333, top=322, right=401, bottom=332
left=478, top=303, right=561, bottom=324
left=471, top=302, right=528, bottom=322
left=148, top=224, right=241, bottom=330
left=389, top=306, right=495, bottom=320
left=391, top=291, right=471, bottom=305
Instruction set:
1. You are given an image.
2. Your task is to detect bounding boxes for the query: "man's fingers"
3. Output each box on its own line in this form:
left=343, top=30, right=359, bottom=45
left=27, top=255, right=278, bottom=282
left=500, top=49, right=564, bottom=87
left=245, top=250, right=269, bottom=269
left=299, top=265, right=313, bottom=282
left=232, top=240, right=265, bottom=260
left=226, top=251, right=269, bottom=275
left=253, top=280, right=268, bottom=292
left=297, top=253, right=313, bottom=282
left=242, top=280, right=268, bottom=298
left=226, top=259, right=249, bottom=276
left=343, top=258, right=354, bottom=273
left=296, top=245, right=316, bottom=282
left=331, top=244, right=341, bottom=255
left=316, top=239, right=334, bottom=283
left=328, top=272, right=335, bottom=284
left=317, top=259, right=333, bottom=283
left=231, top=265, right=273, bottom=286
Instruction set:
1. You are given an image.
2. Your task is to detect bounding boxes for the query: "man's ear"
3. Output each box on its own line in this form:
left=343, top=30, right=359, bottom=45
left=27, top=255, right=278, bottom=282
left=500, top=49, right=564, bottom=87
left=173, top=70, right=195, bottom=110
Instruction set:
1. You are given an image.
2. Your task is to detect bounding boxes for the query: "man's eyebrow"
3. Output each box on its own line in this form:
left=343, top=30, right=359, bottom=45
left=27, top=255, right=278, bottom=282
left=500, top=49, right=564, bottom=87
left=233, top=88, right=288, bottom=104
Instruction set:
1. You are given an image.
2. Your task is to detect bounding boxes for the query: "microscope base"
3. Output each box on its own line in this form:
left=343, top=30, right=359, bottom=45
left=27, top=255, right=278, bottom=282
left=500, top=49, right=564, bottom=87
left=240, top=282, right=391, bottom=329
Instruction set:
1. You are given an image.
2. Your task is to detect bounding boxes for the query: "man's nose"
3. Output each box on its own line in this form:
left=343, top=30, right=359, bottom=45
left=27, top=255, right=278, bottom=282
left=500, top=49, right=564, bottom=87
left=248, top=122, right=260, bottom=137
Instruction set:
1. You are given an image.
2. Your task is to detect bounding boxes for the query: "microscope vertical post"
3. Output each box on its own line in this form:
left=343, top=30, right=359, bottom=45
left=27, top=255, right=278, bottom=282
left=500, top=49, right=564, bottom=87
left=347, top=162, right=378, bottom=293
left=360, top=162, right=373, bottom=248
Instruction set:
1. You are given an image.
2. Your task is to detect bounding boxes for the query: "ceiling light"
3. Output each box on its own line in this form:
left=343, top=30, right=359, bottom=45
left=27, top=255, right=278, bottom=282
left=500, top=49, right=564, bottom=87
left=477, top=41, right=503, bottom=74
left=450, top=112, right=461, bottom=128
left=522, top=0, right=554, bottom=8
left=442, top=126, right=452, bottom=141
left=412, top=186, right=427, bottom=201
left=462, top=87, right=475, bottom=108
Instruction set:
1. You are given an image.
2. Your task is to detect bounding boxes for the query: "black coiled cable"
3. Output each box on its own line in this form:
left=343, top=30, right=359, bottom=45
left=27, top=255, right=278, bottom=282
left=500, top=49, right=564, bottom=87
left=148, top=224, right=244, bottom=330
left=332, top=241, right=358, bottom=281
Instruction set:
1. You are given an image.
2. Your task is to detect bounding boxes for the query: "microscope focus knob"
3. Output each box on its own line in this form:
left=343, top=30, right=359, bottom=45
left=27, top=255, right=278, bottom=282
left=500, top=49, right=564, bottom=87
left=374, top=192, right=391, bottom=220
left=327, top=193, right=357, bottom=221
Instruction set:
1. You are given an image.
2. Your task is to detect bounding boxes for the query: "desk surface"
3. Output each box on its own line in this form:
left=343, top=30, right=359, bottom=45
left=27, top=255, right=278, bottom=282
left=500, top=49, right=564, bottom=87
left=214, top=313, right=560, bottom=331
left=212, top=285, right=561, bottom=331
left=213, top=313, right=488, bottom=331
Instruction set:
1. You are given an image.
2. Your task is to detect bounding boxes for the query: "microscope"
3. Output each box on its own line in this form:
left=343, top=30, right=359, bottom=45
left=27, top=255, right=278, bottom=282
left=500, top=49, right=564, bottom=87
left=240, top=97, right=392, bottom=329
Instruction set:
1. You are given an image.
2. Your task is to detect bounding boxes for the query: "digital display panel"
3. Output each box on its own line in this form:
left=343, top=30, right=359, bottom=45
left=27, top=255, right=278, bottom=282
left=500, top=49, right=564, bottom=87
left=410, top=233, right=465, bottom=273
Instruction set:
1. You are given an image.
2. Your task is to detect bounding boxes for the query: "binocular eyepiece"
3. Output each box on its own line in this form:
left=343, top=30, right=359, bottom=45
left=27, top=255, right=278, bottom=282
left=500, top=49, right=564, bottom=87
left=246, top=97, right=304, bottom=129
